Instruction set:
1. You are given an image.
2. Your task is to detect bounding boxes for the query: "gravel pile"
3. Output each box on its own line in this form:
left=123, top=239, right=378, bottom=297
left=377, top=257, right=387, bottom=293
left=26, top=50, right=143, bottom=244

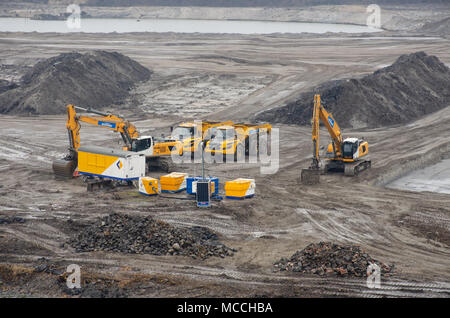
left=68, top=213, right=235, bottom=259
left=274, top=242, right=393, bottom=277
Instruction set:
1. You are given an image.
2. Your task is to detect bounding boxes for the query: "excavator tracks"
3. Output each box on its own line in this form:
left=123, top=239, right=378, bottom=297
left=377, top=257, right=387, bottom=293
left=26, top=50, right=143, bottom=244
left=344, top=160, right=372, bottom=176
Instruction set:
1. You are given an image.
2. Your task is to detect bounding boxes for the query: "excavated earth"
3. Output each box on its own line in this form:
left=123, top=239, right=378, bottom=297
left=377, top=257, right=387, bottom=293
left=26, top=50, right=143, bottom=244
left=0, top=51, right=151, bottom=115
left=256, top=52, right=450, bottom=128
left=69, top=213, right=235, bottom=259
left=0, top=30, right=449, bottom=298
left=274, top=242, right=393, bottom=277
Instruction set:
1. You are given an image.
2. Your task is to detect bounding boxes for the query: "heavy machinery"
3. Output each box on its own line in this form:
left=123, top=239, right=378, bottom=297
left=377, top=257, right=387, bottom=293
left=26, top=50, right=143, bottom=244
left=205, top=123, right=271, bottom=161
left=302, top=94, right=370, bottom=183
left=52, top=104, right=181, bottom=178
left=170, top=120, right=233, bottom=157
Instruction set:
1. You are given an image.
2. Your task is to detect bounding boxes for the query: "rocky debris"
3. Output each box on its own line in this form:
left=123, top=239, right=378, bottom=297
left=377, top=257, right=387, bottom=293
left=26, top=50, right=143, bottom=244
left=0, top=216, right=25, bottom=225
left=68, top=213, right=235, bottom=259
left=33, top=257, right=63, bottom=275
left=0, top=51, right=151, bottom=115
left=256, top=52, right=450, bottom=128
left=274, top=242, right=393, bottom=277
left=31, top=11, right=91, bottom=21
left=61, top=283, right=126, bottom=298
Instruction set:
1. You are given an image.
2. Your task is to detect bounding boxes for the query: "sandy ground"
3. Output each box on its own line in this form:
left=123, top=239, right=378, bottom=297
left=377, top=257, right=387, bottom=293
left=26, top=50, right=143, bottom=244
left=0, top=30, right=450, bottom=297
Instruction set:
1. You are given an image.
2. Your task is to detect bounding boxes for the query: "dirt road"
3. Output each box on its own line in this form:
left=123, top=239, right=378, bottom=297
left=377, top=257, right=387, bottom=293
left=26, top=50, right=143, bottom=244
left=0, top=31, right=449, bottom=297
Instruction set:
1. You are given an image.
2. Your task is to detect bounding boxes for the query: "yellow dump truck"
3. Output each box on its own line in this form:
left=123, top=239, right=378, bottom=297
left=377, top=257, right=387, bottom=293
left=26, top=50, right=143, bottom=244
left=205, top=123, right=271, bottom=161
left=170, top=120, right=233, bottom=157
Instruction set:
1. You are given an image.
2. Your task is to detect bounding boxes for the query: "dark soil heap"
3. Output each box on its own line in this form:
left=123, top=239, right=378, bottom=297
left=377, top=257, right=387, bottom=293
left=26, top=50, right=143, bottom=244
left=0, top=51, right=151, bottom=115
left=68, top=213, right=235, bottom=259
left=256, top=52, right=450, bottom=128
left=274, top=242, right=393, bottom=277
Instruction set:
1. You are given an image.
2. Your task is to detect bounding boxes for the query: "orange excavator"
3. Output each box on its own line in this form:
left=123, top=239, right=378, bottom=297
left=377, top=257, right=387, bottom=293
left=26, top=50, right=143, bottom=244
left=52, top=104, right=181, bottom=178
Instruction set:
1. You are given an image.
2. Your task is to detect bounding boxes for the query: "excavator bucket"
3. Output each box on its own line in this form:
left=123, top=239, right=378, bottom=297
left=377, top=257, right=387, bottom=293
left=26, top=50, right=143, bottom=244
left=52, top=158, right=77, bottom=179
left=301, top=168, right=320, bottom=185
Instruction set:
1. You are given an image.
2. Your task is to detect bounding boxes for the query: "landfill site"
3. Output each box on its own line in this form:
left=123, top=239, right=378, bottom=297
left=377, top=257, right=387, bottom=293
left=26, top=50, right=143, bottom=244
left=0, top=1, right=450, bottom=298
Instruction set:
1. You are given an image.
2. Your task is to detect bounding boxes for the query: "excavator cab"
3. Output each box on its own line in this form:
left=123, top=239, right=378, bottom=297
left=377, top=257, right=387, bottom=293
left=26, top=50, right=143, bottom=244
left=131, top=136, right=154, bottom=154
left=342, top=138, right=359, bottom=160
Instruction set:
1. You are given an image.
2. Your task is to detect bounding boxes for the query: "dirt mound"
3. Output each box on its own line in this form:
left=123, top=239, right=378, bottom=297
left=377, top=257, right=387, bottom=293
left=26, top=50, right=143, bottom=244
left=0, top=51, right=151, bottom=115
left=274, top=242, right=393, bottom=277
left=256, top=52, right=450, bottom=128
left=68, top=213, right=235, bottom=259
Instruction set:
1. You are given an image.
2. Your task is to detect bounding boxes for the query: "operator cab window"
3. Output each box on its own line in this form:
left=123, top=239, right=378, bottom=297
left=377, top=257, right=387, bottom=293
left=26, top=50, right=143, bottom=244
left=132, top=138, right=151, bottom=152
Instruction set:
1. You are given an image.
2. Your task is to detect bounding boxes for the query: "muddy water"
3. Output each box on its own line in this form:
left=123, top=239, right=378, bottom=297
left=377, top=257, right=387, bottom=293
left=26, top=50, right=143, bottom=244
left=0, top=17, right=382, bottom=34
left=386, top=158, right=450, bottom=194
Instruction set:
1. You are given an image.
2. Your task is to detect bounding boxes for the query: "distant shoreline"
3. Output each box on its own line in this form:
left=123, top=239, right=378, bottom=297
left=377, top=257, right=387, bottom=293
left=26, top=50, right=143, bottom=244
left=1, top=4, right=450, bottom=32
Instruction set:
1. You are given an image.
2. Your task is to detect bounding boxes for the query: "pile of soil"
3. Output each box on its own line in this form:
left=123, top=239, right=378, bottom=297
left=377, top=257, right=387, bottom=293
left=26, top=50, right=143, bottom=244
left=68, top=213, right=235, bottom=259
left=0, top=51, right=151, bottom=115
left=274, top=242, right=393, bottom=277
left=256, top=52, right=450, bottom=128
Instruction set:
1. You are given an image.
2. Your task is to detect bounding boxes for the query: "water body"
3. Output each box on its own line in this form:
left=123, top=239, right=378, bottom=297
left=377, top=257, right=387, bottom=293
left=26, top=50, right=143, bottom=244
left=386, top=159, right=450, bottom=194
left=0, top=17, right=382, bottom=34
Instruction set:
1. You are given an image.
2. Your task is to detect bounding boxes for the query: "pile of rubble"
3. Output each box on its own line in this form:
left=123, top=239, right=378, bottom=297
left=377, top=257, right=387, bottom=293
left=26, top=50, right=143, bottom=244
left=0, top=216, right=25, bottom=225
left=68, top=213, right=235, bottom=259
left=274, top=242, right=393, bottom=277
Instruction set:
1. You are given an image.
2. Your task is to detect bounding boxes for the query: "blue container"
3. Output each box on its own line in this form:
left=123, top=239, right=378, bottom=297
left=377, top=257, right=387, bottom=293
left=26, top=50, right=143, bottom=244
left=187, top=176, right=219, bottom=196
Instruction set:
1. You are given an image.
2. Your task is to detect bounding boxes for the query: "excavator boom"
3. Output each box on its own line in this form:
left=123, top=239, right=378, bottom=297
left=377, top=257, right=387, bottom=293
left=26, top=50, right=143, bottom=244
left=66, top=104, right=139, bottom=152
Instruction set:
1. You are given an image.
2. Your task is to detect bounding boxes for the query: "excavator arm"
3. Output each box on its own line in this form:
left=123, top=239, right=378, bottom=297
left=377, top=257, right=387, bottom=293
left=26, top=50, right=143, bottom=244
left=311, top=95, right=320, bottom=168
left=311, top=94, right=344, bottom=168
left=54, top=104, right=141, bottom=178
left=66, top=104, right=140, bottom=152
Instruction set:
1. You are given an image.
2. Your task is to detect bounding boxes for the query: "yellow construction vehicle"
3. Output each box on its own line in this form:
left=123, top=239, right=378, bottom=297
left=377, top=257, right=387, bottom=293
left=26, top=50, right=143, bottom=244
left=52, top=104, right=181, bottom=178
left=205, top=123, right=271, bottom=161
left=307, top=94, right=371, bottom=177
left=170, top=120, right=233, bottom=157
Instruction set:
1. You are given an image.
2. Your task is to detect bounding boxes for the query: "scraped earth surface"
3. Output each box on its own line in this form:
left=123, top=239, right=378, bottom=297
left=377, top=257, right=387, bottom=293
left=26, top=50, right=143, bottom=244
left=0, top=31, right=450, bottom=297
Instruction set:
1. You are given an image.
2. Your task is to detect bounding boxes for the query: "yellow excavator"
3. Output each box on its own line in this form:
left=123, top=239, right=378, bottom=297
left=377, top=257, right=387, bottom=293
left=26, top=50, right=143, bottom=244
left=52, top=104, right=181, bottom=178
left=307, top=94, right=371, bottom=177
